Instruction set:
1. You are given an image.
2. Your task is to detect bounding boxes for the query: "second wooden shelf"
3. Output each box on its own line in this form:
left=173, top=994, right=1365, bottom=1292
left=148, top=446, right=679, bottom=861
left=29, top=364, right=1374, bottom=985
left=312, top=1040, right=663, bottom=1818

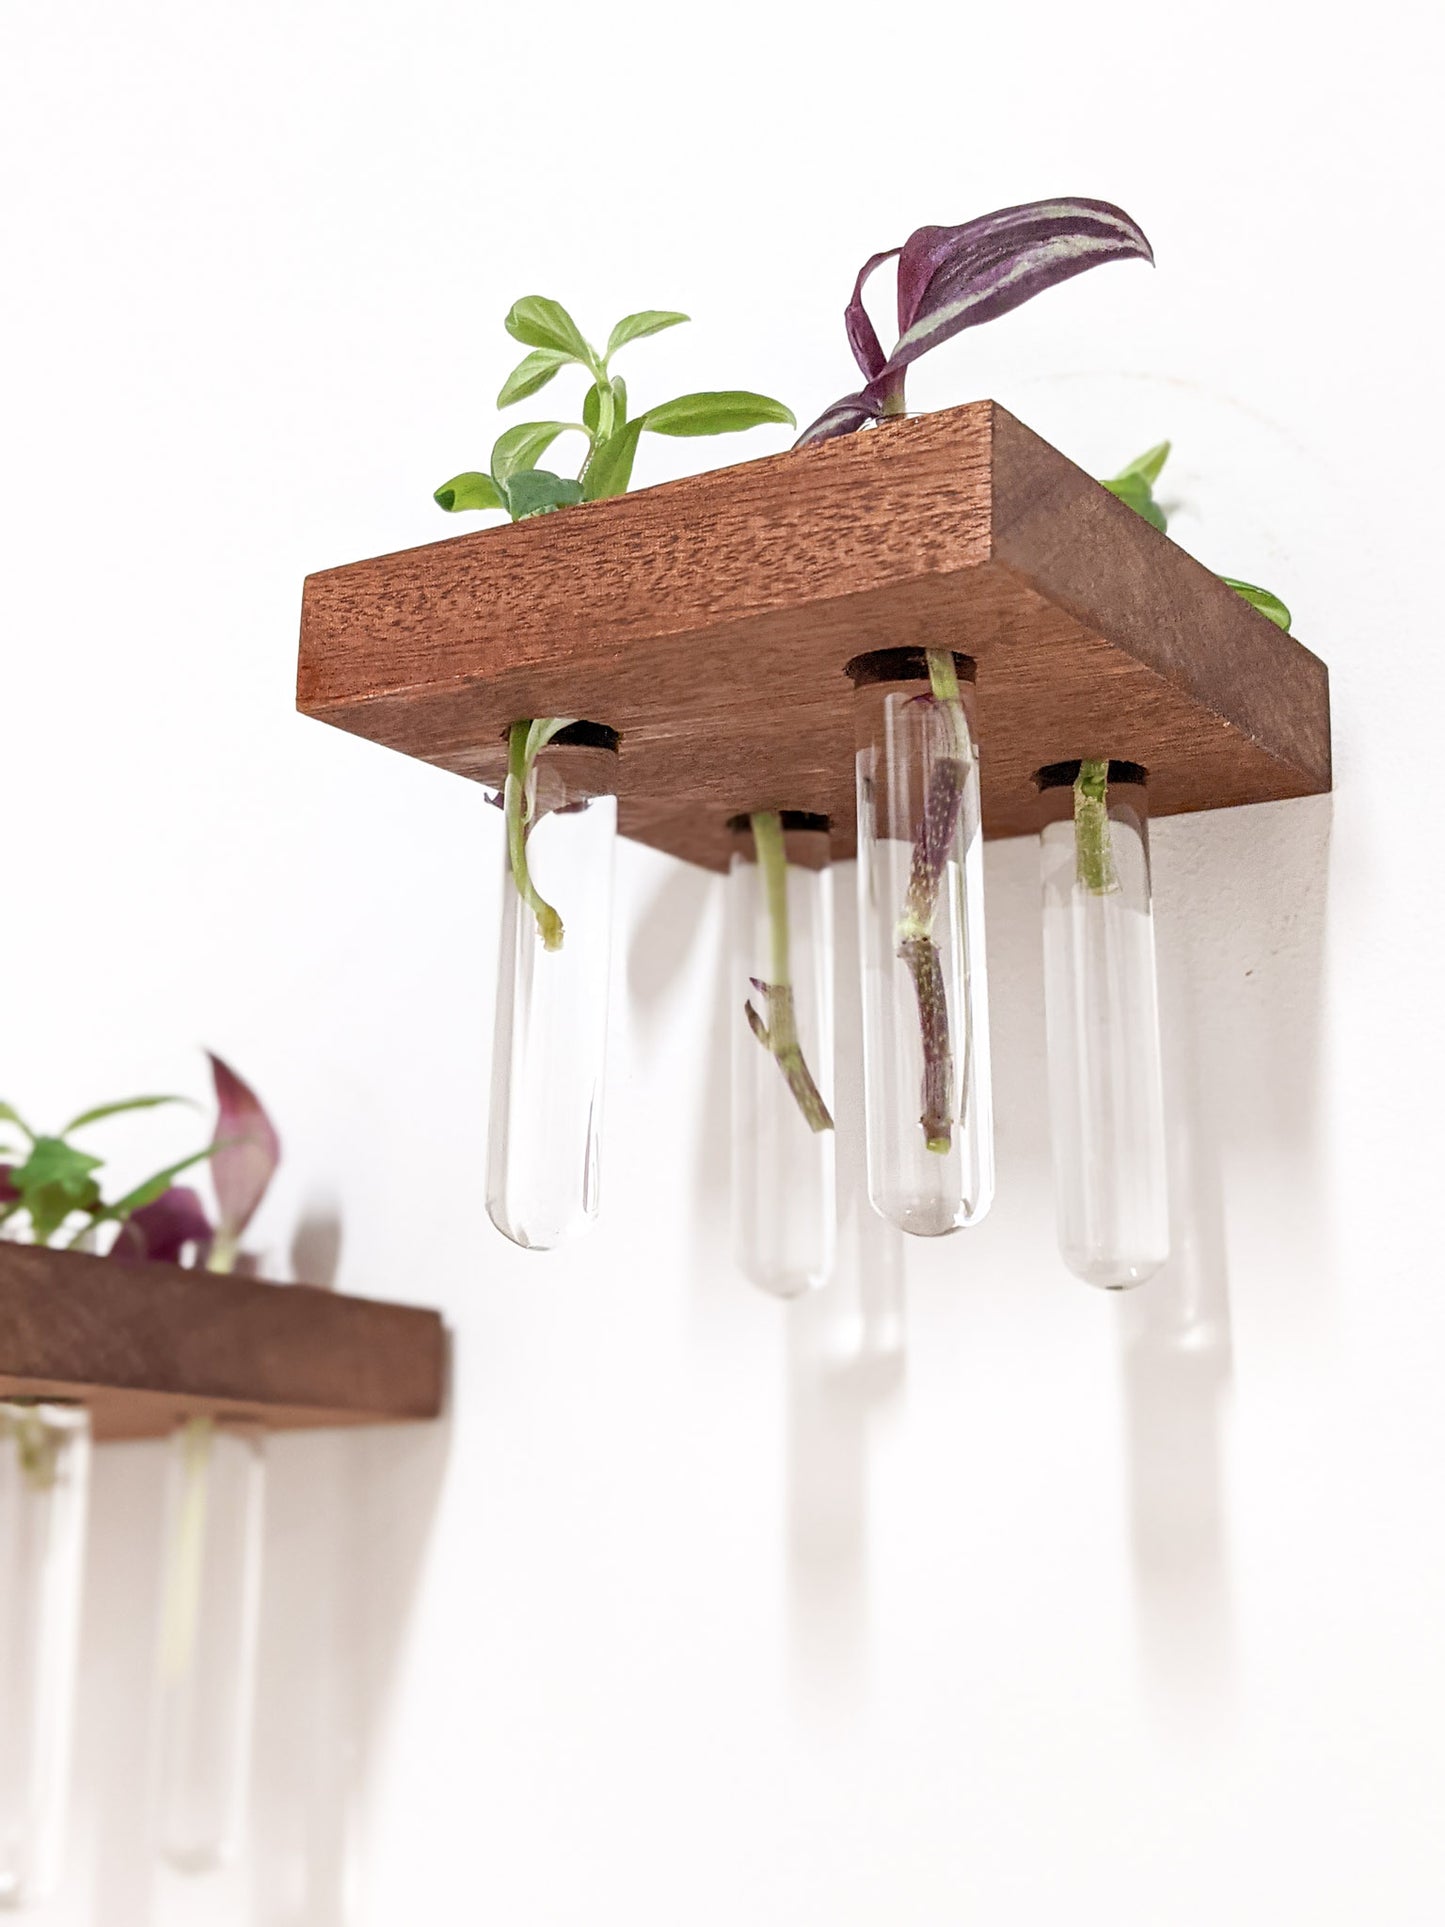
left=0, top=1243, right=445, bottom=1442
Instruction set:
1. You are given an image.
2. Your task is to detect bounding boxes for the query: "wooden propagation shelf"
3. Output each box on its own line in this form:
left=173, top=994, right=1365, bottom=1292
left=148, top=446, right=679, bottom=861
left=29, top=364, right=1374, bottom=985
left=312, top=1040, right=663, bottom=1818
left=0, top=1243, right=445, bottom=1442
left=296, top=401, right=1331, bottom=870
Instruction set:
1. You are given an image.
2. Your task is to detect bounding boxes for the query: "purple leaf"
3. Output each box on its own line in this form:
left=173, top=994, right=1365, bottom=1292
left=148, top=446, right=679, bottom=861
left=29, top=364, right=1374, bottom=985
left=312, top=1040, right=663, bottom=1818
left=108, top=1186, right=213, bottom=1266
left=793, top=390, right=886, bottom=448
left=805, top=199, right=1153, bottom=449
left=0, top=1164, right=17, bottom=1203
left=845, top=248, right=901, bottom=383
left=886, top=198, right=1153, bottom=375
left=207, top=1053, right=280, bottom=1247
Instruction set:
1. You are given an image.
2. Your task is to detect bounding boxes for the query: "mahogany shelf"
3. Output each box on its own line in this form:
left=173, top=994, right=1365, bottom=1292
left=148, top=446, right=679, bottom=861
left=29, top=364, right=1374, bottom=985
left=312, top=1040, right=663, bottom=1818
left=296, top=400, right=1331, bottom=871
left=0, top=1243, right=445, bottom=1443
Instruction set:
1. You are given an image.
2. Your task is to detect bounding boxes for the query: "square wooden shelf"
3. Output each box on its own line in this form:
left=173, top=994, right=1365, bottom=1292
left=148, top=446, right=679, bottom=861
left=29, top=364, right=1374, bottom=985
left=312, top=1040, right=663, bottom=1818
left=296, top=400, right=1331, bottom=870
left=0, top=1243, right=445, bottom=1442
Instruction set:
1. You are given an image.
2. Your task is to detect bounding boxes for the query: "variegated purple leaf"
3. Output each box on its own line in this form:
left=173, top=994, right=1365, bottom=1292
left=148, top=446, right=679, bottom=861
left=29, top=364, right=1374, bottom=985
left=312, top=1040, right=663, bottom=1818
left=845, top=248, right=901, bottom=383
left=793, top=390, right=886, bottom=448
left=207, top=1052, right=281, bottom=1248
left=107, top=1185, right=213, bottom=1266
left=886, top=198, right=1153, bottom=375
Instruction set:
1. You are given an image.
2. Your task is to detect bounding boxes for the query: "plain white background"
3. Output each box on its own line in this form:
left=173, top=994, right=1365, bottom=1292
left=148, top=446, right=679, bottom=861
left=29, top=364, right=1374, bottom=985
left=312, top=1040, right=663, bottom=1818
left=3, top=2, right=1444, bottom=1921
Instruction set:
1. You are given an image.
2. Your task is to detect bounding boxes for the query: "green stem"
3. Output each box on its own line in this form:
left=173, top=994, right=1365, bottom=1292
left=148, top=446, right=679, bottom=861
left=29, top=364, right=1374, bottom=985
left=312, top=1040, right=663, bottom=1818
left=159, top=1416, right=213, bottom=1685
left=1074, top=759, right=1117, bottom=894
left=744, top=812, right=833, bottom=1134
left=504, top=720, right=565, bottom=951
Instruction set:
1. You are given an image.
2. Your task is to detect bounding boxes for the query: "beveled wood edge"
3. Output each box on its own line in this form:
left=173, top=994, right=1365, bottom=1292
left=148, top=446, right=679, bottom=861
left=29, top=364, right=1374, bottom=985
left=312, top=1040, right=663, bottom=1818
left=0, top=1242, right=447, bottom=1442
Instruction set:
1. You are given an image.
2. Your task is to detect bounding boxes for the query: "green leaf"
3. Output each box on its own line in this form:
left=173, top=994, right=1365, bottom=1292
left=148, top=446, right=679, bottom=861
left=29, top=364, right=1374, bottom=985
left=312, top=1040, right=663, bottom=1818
left=605, top=310, right=689, bottom=357
left=11, top=1136, right=103, bottom=1199
left=91, top=1145, right=223, bottom=1228
left=9, top=1136, right=104, bottom=1241
left=64, top=1094, right=191, bottom=1134
left=434, top=472, right=506, bottom=514
left=1221, top=577, right=1292, bottom=631
left=504, top=297, right=593, bottom=365
left=0, top=1102, right=33, bottom=1139
left=27, top=1181, right=99, bottom=1245
left=1114, top=440, right=1171, bottom=488
left=501, top=469, right=585, bottom=521
left=1102, top=472, right=1167, bottom=533
left=583, top=378, right=628, bottom=442
left=640, top=391, right=796, bottom=438
left=497, top=348, right=571, bottom=409
left=582, top=418, right=644, bottom=501
left=490, top=422, right=572, bottom=486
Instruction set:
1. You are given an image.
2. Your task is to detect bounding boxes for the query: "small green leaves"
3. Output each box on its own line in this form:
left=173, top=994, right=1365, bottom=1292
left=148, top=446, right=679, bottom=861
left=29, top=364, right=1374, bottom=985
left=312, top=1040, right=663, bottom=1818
left=437, top=296, right=794, bottom=542
left=63, top=1094, right=190, bottom=1133
left=1103, top=443, right=1170, bottom=532
left=1116, top=440, right=1171, bottom=488
left=12, top=1137, right=102, bottom=1198
left=96, top=1147, right=220, bottom=1225
left=582, top=419, right=644, bottom=501
left=641, top=391, right=796, bottom=437
left=491, top=422, right=573, bottom=485
left=497, top=348, right=572, bottom=408
left=606, top=310, right=688, bottom=356
left=502, top=469, right=584, bottom=519
left=1222, top=578, right=1292, bottom=631
left=1104, top=472, right=1167, bottom=531
left=9, top=1136, right=104, bottom=1243
left=1102, top=442, right=1293, bottom=632
left=434, top=471, right=505, bottom=513
left=504, top=296, right=594, bottom=365
left=582, top=377, right=628, bottom=439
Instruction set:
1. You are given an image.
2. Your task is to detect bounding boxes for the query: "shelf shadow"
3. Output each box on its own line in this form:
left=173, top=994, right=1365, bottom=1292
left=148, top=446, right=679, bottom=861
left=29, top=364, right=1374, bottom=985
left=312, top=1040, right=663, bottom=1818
left=786, top=875, right=905, bottom=1718
left=1121, top=794, right=1332, bottom=1725
left=1119, top=1015, right=1238, bottom=1723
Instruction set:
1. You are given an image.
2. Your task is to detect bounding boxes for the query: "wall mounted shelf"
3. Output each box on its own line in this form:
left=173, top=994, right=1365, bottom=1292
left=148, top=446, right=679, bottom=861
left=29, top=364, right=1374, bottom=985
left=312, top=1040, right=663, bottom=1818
left=0, top=1243, right=445, bottom=1441
left=296, top=400, right=1331, bottom=870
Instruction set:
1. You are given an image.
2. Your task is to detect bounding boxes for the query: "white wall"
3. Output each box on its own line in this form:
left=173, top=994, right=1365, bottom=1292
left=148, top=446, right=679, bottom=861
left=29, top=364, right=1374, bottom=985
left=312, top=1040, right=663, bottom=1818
left=4, top=3, right=1443, bottom=1921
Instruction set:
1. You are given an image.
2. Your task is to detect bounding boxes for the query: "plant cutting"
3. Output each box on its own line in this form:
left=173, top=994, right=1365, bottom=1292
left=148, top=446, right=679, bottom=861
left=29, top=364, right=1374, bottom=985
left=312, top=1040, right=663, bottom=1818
left=741, top=811, right=832, bottom=1134
left=0, top=1051, right=279, bottom=1268
left=433, top=296, right=795, bottom=956
left=798, top=197, right=1153, bottom=1163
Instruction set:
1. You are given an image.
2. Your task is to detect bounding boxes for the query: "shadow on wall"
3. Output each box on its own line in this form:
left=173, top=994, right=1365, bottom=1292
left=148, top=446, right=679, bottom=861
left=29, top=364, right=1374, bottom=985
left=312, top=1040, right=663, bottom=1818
left=787, top=878, right=905, bottom=1718
left=1122, top=791, right=1333, bottom=1722
left=627, top=854, right=732, bottom=1262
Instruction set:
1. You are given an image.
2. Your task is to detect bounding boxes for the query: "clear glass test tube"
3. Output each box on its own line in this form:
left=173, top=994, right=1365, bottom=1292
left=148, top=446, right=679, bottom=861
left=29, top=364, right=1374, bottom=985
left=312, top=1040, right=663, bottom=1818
left=848, top=648, right=994, bottom=1236
left=486, top=723, right=619, bottom=1250
left=154, top=1417, right=266, bottom=1873
left=0, top=1400, right=91, bottom=1910
left=1037, top=760, right=1169, bottom=1289
left=727, top=811, right=836, bottom=1297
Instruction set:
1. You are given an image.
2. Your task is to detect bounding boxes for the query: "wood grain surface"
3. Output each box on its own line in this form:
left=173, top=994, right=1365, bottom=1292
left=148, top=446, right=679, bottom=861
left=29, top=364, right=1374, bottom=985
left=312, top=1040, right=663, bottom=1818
left=297, top=401, right=1331, bottom=870
left=0, top=1243, right=445, bottom=1442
